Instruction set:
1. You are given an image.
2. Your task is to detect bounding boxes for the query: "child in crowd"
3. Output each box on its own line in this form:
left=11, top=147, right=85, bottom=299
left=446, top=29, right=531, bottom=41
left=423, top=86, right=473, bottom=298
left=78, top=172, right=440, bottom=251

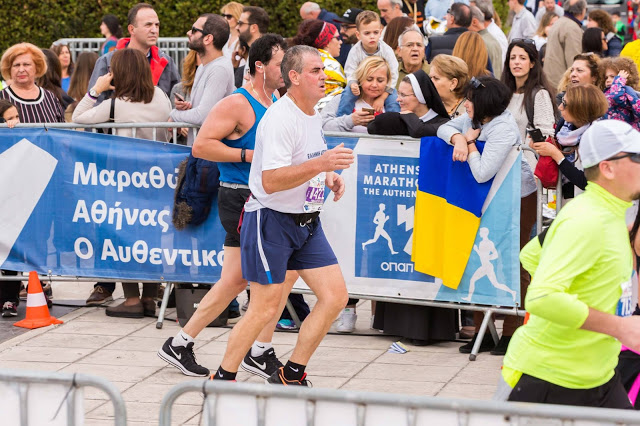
left=336, top=10, right=399, bottom=115
left=0, top=100, right=19, bottom=128
left=602, top=57, right=640, bottom=130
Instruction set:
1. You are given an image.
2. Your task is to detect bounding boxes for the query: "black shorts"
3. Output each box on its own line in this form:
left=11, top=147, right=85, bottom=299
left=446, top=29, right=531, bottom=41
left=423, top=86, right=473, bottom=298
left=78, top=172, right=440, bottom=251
left=218, top=186, right=251, bottom=247
left=508, top=372, right=632, bottom=409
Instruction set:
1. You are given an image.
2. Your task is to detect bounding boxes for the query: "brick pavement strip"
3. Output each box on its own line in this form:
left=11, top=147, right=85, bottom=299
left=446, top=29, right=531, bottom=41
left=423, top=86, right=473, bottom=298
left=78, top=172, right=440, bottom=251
left=0, top=303, right=501, bottom=423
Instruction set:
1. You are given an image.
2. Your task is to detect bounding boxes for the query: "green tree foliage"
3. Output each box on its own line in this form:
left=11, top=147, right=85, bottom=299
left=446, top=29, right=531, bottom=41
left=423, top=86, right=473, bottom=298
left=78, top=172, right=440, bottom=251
left=2, top=0, right=508, bottom=50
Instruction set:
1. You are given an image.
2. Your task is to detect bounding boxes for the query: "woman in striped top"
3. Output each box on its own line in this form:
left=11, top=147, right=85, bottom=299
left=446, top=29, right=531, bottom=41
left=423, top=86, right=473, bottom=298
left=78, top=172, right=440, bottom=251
left=0, top=42, right=64, bottom=317
left=0, top=43, right=65, bottom=124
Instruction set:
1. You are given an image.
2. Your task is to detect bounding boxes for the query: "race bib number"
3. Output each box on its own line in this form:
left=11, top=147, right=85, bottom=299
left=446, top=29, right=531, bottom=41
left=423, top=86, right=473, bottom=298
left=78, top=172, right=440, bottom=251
left=303, top=174, right=325, bottom=212
left=617, top=277, right=633, bottom=317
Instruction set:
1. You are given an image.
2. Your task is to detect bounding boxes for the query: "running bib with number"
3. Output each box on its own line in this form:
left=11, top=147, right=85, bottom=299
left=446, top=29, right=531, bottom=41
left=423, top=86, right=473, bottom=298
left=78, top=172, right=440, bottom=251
left=303, top=174, right=325, bottom=212
left=617, top=277, right=634, bottom=317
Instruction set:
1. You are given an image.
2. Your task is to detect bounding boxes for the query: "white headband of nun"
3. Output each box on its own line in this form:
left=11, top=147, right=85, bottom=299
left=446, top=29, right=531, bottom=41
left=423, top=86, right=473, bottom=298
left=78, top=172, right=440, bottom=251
left=407, top=73, right=426, bottom=104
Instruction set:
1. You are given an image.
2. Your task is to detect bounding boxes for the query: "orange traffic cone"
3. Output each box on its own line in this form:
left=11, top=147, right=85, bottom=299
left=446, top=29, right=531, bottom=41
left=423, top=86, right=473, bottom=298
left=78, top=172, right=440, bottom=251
left=14, top=272, right=63, bottom=329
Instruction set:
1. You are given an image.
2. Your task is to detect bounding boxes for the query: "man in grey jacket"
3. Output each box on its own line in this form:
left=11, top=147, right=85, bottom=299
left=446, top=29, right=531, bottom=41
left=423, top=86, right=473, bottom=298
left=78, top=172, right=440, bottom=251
left=87, top=3, right=180, bottom=106
left=169, top=14, right=235, bottom=146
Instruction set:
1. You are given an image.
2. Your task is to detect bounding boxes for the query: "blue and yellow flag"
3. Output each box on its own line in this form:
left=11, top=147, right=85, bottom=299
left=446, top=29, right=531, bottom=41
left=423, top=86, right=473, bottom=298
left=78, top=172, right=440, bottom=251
left=412, top=137, right=492, bottom=289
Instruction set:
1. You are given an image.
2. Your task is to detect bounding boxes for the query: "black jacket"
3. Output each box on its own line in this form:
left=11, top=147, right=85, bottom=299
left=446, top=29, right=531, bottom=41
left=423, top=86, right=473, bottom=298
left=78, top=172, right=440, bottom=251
left=426, top=27, right=468, bottom=61
left=367, top=112, right=449, bottom=137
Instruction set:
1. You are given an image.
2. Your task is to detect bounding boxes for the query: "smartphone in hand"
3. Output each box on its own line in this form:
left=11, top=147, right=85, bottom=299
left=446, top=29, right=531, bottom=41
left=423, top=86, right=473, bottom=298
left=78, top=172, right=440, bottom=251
left=362, top=107, right=375, bottom=115
left=527, top=128, right=545, bottom=143
left=175, top=93, right=185, bottom=102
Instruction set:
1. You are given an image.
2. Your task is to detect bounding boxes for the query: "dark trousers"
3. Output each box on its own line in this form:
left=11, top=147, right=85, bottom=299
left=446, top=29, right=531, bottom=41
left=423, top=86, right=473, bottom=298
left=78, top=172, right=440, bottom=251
left=509, top=373, right=632, bottom=409
left=0, top=270, right=20, bottom=304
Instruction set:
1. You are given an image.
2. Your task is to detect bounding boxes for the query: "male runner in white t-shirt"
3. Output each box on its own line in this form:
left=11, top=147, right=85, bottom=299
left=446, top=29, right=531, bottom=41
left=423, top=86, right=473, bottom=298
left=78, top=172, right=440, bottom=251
left=212, top=45, right=355, bottom=385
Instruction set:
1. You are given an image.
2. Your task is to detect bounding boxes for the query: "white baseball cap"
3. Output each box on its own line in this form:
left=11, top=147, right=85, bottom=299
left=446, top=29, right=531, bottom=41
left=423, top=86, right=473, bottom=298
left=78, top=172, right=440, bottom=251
left=579, top=120, right=640, bottom=168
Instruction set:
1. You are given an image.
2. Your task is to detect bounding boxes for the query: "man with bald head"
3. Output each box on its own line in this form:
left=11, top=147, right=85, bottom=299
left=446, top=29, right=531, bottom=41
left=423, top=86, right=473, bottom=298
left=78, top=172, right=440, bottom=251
left=299, top=2, right=341, bottom=30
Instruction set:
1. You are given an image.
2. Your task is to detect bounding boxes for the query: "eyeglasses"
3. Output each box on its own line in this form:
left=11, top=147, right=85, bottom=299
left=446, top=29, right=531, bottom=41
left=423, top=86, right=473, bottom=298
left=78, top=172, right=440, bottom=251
left=470, top=77, right=485, bottom=89
left=342, top=24, right=357, bottom=29
left=606, top=152, right=640, bottom=163
left=401, top=42, right=425, bottom=49
left=190, top=26, right=209, bottom=36
left=221, top=14, right=234, bottom=20
left=561, top=97, right=567, bottom=108
left=511, top=38, right=536, bottom=46
left=237, top=20, right=249, bottom=27
left=446, top=8, right=451, bottom=14
left=397, top=91, right=416, bottom=98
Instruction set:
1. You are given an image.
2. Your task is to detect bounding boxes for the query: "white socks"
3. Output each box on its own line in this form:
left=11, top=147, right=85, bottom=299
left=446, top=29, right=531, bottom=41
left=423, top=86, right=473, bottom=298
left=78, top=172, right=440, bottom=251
left=251, top=341, right=272, bottom=357
left=172, top=330, right=195, bottom=348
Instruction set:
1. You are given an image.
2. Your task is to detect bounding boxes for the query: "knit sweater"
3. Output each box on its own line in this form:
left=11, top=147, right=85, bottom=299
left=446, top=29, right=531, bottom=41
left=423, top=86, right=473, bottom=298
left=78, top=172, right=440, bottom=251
left=72, top=86, right=172, bottom=141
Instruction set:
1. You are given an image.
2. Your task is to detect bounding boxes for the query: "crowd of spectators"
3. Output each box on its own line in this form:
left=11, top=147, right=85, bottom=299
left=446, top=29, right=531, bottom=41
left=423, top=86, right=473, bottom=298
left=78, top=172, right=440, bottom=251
left=0, top=0, right=639, bottom=352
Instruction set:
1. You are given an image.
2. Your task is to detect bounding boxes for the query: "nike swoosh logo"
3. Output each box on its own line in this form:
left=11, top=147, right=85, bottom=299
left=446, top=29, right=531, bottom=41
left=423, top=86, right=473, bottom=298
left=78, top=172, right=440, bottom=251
left=169, top=346, right=182, bottom=360
left=289, top=367, right=299, bottom=372
left=218, top=371, right=224, bottom=378
left=250, top=357, right=266, bottom=369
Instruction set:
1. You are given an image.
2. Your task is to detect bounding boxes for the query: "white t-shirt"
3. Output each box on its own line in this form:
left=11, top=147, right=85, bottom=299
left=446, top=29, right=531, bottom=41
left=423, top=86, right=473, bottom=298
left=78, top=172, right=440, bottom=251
left=245, top=95, right=328, bottom=214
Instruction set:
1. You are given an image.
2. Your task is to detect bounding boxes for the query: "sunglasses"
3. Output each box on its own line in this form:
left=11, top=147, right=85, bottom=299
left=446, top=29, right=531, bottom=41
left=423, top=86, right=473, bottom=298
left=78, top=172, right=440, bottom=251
left=607, top=152, right=640, bottom=163
left=221, top=14, right=234, bottom=20
left=237, top=20, right=249, bottom=27
left=561, top=97, right=567, bottom=108
left=191, top=26, right=209, bottom=36
left=511, top=38, right=536, bottom=46
left=470, top=77, right=485, bottom=89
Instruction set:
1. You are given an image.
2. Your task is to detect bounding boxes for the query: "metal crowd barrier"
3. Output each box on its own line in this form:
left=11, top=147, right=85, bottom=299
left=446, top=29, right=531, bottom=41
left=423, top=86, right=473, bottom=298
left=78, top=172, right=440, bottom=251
left=0, top=125, right=533, bottom=360
left=0, top=121, right=199, bottom=143
left=0, top=369, right=126, bottom=426
left=54, top=37, right=190, bottom=73
left=159, top=380, right=640, bottom=426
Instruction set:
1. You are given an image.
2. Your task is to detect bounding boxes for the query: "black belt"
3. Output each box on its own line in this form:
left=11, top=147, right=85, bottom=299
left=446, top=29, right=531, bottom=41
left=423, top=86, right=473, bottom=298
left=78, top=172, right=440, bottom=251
left=289, top=211, right=320, bottom=226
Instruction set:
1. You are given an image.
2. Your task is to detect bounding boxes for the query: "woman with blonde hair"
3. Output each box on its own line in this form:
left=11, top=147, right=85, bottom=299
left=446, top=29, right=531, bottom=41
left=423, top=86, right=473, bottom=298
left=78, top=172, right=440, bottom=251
left=452, top=32, right=491, bottom=79
left=321, top=56, right=399, bottom=132
left=533, top=11, right=559, bottom=51
left=429, top=54, right=470, bottom=118
left=221, top=2, right=244, bottom=59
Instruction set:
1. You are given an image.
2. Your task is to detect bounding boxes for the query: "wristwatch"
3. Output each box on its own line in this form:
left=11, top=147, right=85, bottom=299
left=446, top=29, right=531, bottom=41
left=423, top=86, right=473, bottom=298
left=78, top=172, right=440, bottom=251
left=89, top=88, right=99, bottom=98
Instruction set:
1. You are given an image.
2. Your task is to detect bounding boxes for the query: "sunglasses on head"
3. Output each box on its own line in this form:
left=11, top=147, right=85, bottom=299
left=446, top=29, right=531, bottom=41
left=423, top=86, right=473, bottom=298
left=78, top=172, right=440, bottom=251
left=470, top=77, right=485, bottom=89
left=607, top=152, right=640, bottom=163
left=511, top=38, right=536, bottom=46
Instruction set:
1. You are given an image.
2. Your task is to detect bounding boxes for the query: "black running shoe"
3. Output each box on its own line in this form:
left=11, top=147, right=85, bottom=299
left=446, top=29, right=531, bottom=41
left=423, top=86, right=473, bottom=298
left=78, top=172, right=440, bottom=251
left=157, top=338, right=210, bottom=377
left=266, top=366, right=311, bottom=387
left=459, top=333, right=494, bottom=354
left=240, top=347, right=283, bottom=379
left=2, top=301, right=17, bottom=317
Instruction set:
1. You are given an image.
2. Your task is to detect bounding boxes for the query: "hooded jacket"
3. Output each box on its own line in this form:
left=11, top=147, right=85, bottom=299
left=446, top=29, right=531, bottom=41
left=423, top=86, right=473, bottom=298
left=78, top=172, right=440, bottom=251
left=87, top=38, right=180, bottom=105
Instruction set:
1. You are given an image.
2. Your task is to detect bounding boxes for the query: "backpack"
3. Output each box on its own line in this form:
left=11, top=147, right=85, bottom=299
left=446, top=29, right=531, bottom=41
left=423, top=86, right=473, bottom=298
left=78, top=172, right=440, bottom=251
left=172, top=153, right=220, bottom=230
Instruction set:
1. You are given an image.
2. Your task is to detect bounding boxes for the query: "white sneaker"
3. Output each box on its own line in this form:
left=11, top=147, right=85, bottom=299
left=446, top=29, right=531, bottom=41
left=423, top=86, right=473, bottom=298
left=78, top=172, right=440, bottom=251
left=336, top=309, right=357, bottom=333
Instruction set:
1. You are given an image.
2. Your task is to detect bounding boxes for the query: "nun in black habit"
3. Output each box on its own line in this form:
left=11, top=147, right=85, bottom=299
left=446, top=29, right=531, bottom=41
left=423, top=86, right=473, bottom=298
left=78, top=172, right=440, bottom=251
left=367, top=70, right=450, bottom=137
left=370, top=70, right=458, bottom=345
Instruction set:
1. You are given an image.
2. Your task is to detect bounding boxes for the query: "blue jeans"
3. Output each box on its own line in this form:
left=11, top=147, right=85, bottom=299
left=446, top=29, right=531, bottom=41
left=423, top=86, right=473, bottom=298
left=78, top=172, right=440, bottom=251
left=336, top=88, right=400, bottom=116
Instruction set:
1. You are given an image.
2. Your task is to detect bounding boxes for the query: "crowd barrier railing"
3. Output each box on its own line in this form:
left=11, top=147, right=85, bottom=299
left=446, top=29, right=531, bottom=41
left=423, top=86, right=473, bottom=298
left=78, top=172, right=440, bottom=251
left=0, top=368, right=126, bottom=426
left=54, top=37, right=190, bottom=74
left=159, top=379, right=640, bottom=426
left=0, top=125, right=535, bottom=360
left=0, top=121, right=199, bottom=143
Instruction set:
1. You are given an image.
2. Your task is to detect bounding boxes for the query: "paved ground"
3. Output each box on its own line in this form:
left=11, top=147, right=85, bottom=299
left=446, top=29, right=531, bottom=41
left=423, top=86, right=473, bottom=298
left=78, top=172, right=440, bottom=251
left=0, top=282, right=503, bottom=425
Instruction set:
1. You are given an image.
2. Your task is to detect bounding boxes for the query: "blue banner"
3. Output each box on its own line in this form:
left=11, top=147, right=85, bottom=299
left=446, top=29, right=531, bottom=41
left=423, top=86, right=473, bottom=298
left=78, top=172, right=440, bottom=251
left=0, top=129, right=225, bottom=282
left=1, top=129, right=521, bottom=305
